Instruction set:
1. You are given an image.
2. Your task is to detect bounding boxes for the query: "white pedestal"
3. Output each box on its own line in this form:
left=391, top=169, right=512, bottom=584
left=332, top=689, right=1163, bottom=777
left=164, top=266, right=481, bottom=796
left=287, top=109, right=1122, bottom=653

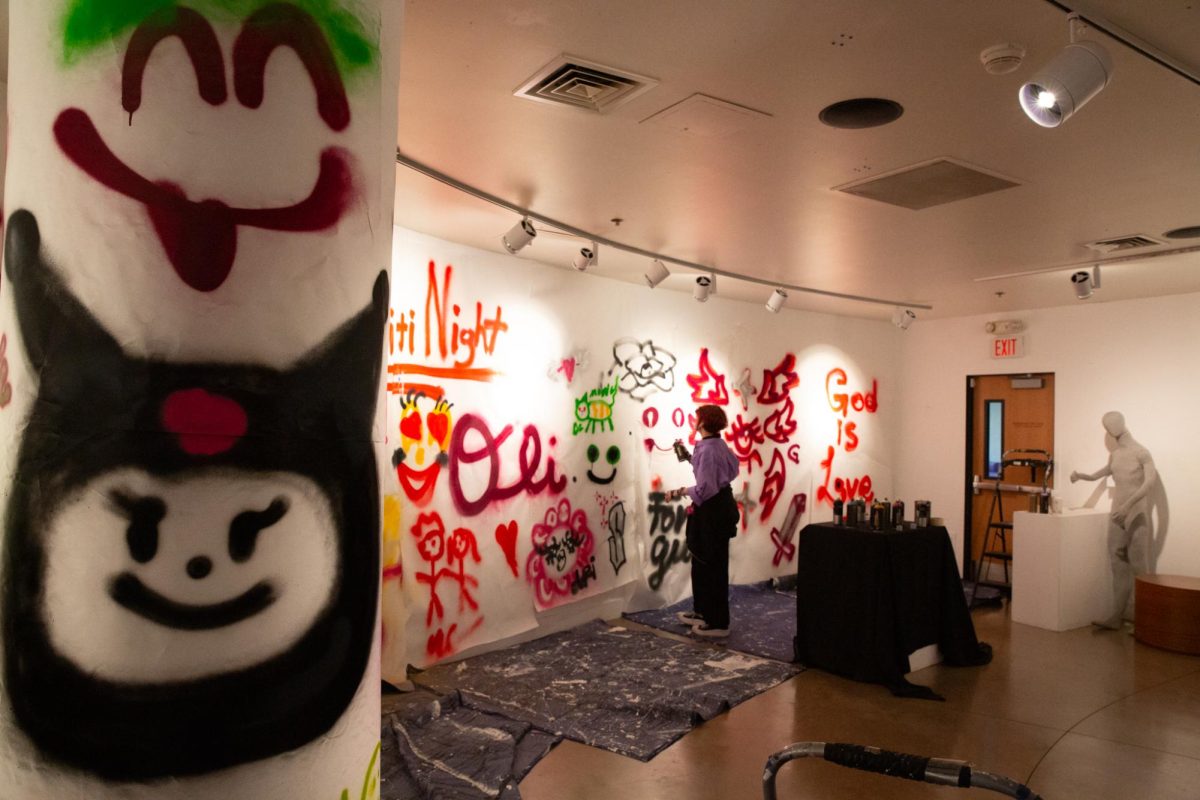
left=1011, top=509, right=1111, bottom=631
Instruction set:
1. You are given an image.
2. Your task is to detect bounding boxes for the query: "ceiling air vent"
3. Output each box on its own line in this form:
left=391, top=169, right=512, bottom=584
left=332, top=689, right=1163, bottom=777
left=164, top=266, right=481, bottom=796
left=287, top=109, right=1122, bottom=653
left=833, top=158, right=1020, bottom=210
left=1083, top=234, right=1167, bottom=254
left=514, top=55, right=658, bottom=114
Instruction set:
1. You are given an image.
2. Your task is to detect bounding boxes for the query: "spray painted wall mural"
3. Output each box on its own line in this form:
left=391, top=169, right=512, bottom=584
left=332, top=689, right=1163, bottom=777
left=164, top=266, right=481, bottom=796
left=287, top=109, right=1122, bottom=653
left=384, top=229, right=897, bottom=677
left=1, top=2, right=398, bottom=798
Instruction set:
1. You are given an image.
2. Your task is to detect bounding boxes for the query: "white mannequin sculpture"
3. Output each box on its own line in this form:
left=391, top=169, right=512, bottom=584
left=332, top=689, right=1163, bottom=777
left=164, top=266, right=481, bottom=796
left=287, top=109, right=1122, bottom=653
left=1070, top=411, right=1157, bottom=630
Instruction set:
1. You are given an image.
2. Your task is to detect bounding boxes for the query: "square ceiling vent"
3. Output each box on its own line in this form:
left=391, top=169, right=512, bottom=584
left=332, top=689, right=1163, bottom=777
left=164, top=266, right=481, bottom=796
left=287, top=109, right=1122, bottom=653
left=834, top=157, right=1020, bottom=210
left=514, top=54, right=658, bottom=114
left=1083, top=233, right=1167, bottom=254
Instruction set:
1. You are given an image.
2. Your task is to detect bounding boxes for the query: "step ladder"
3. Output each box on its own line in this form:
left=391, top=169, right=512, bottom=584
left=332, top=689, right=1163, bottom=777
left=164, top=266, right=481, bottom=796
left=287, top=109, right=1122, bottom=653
left=972, top=481, right=1013, bottom=602
left=970, top=449, right=1053, bottom=607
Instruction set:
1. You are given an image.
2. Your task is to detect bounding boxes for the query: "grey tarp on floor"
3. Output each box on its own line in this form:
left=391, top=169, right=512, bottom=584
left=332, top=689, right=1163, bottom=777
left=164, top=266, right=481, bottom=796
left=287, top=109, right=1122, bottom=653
left=411, top=619, right=801, bottom=761
left=382, top=688, right=560, bottom=800
left=623, top=581, right=800, bottom=663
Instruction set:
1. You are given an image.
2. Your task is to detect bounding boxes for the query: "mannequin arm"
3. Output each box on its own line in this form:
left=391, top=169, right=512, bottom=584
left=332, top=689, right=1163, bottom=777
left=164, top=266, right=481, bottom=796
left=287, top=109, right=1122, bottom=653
left=1070, top=465, right=1111, bottom=483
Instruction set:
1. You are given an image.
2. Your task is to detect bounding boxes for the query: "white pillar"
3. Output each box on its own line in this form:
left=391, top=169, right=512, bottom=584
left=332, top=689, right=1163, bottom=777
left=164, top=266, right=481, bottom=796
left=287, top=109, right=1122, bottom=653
left=1, top=2, right=399, bottom=797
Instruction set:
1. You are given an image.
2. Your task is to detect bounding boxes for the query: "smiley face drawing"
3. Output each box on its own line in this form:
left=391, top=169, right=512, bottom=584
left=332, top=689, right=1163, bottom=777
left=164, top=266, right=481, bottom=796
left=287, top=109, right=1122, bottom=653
left=1, top=211, right=385, bottom=780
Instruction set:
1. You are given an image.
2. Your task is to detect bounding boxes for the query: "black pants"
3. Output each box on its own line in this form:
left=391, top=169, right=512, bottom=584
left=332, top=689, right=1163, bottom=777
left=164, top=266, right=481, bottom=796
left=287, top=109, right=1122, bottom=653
left=686, top=486, right=738, bottom=629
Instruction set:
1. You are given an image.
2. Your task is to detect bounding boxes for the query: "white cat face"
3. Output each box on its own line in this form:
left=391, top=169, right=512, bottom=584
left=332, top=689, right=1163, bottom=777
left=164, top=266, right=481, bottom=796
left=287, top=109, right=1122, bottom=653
left=42, top=468, right=338, bottom=683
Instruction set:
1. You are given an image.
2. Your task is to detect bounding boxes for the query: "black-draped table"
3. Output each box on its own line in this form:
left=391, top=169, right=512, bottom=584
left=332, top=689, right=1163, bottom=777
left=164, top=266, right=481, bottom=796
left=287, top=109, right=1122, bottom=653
left=793, top=522, right=991, bottom=699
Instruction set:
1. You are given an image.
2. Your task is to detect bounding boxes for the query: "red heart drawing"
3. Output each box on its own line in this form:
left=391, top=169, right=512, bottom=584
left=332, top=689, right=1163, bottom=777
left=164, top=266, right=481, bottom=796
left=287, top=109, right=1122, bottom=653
left=400, top=412, right=422, bottom=441
left=494, top=521, right=519, bottom=577
left=427, top=411, right=450, bottom=447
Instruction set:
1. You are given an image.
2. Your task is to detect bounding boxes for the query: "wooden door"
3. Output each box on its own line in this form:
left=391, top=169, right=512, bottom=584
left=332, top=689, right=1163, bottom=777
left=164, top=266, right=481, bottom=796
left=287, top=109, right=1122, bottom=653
left=966, top=373, right=1055, bottom=578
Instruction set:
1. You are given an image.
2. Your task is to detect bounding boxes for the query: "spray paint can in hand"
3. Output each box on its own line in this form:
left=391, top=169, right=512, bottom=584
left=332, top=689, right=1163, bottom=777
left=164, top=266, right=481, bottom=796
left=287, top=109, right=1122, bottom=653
left=673, top=440, right=691, bottom=463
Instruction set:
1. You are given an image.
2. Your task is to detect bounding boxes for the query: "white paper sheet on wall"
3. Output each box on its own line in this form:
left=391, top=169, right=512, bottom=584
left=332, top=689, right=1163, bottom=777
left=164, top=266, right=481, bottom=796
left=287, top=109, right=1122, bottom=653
left=385, top=228, right=901, bottom=674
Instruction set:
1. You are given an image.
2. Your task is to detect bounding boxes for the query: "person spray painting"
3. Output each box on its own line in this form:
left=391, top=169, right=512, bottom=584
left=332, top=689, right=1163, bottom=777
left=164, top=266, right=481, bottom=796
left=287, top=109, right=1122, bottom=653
left=668, top=404, right=740, bottom=637
left=1070, top=411, right=1158, bottom=631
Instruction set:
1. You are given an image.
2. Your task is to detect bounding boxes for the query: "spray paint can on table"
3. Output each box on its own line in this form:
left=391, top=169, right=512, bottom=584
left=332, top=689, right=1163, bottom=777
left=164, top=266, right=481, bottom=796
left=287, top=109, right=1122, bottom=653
left=892, top=500, right=905, bottom=529
left=833, top=498, right=844, bottom=525
left=915, top=501, right=932, bottom=528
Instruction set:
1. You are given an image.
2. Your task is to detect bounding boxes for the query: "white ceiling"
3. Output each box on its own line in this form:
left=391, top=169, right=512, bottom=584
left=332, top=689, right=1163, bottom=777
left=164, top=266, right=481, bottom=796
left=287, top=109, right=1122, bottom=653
left=394, top=0, right=1200, bottom=321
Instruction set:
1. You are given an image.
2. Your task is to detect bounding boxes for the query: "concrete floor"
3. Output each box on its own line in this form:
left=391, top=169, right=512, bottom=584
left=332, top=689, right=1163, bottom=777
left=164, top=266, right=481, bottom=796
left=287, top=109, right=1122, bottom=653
left=518, top=604, right=1200, bottom=799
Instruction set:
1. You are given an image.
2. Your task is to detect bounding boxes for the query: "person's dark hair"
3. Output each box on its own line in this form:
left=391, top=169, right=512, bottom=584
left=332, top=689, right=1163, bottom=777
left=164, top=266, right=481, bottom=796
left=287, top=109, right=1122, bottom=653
left=695, top=404, right=728, bottom=434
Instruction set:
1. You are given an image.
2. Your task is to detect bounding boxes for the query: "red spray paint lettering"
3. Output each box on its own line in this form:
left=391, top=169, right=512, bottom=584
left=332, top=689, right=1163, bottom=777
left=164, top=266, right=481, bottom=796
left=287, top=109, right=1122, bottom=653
left=448, top=414, right=567, bottom=516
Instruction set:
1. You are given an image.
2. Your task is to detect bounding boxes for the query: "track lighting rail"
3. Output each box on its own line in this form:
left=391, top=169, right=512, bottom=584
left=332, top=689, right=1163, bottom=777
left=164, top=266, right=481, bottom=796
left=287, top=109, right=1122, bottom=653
left=396, top=150, right=933, bottom=311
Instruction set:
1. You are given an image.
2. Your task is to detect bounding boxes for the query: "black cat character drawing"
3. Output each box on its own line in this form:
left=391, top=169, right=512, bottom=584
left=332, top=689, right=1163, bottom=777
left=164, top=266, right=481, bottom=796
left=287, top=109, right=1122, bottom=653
left=1, top=209, right=385, bottom=781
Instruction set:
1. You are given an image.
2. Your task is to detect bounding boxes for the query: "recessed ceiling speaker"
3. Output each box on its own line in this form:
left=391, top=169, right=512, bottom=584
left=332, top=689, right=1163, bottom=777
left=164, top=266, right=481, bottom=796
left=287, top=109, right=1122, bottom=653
left=502, top=217, right=536, bottom=253
left=818, top=98, right=904, bottom=129
left=1019, top=40, right=1113, bottom=127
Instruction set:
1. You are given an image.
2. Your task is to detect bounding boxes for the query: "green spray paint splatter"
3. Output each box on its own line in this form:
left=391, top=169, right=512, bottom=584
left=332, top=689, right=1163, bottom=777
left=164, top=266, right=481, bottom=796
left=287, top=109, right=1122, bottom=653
left=339, top=741, right=381, bottom=800
left=62, top=0, right=378, bottom=77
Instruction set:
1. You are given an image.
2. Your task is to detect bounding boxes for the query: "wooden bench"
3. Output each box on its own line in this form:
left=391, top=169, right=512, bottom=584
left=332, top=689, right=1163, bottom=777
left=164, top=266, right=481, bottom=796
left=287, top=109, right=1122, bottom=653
left=1135, top=575, right=1200, bottom=655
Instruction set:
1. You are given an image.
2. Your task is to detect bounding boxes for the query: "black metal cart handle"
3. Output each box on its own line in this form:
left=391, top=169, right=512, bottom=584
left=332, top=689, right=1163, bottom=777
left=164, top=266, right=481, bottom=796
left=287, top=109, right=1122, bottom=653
left=762, top=742, right=1043, bottom=799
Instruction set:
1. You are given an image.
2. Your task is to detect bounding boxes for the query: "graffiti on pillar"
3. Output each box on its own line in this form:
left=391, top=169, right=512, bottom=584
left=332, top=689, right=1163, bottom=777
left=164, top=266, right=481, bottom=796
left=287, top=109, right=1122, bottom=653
left=0, top=211, right=385, bottom=779
left=55, top=1, right=381, bottom=292
left=0, top=335, right=11, bottom=409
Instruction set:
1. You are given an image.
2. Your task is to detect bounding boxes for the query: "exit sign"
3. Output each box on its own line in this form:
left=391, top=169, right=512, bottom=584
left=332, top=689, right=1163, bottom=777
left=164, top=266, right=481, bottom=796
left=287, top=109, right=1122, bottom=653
left=991, top=335, right=1025, bottom=358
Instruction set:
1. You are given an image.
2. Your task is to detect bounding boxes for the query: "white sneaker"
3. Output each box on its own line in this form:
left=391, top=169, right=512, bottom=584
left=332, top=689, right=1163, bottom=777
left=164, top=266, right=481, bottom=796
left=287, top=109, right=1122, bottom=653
left=676, top=611, right=704, bottom=625
left=692, top=624, right=730, bottom=638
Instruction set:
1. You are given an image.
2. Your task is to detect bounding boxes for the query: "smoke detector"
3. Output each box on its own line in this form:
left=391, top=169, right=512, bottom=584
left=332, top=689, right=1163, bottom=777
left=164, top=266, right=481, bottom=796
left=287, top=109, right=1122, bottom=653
left=980, top=43, right=1026, bottom=75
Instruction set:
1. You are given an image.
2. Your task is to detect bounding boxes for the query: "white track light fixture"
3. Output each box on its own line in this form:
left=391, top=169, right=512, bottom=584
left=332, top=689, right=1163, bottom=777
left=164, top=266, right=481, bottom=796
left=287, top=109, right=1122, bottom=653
left=645, top=259, right=670, bottom=288
left=694, top=274, right=715, bottom=302
left=766, top=288, right=787, bottom=313
left=572, top=245, right=596, bottom=271
left=892, top=307, right=916, bottom=330
left=1092, top=263, right=1102, bottom=289
left=1019, top=17, right=1113, bottom=128
left=502, top=217, right=536, bottom=254
left=1071, top=270, right=1093, bottom=299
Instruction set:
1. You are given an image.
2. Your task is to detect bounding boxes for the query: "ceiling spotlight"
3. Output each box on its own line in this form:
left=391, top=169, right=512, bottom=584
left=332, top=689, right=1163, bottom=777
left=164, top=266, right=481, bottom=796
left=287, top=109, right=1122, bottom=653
left=502, top=217, right=536, bottom=254
left=1019, top=33, right=1112, bottom=127
left=1091, top=263, right=1102, bottom=290
left=766, top=288, right=787, bottom=313
left=572, top=245, right=596, bottom=271
left=645, top=259, right=670, bottom=288
left=694, top=275, right=715, bottom=302
left=1071, top=270, right=1093, bottom=299
left=892, top=307, right=916, bottom=330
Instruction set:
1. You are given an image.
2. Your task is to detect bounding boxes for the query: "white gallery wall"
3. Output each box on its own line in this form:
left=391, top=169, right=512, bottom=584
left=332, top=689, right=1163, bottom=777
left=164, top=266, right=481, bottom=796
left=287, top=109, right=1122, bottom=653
left=896, top=292, right=1200, bottom=579
left=383, top=226, right=901, bottom=679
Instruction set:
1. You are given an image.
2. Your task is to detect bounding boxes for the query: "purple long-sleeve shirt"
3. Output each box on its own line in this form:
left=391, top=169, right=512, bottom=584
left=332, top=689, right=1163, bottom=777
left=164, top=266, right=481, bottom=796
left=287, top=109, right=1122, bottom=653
left=687, top=435, right=740, bottom=506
